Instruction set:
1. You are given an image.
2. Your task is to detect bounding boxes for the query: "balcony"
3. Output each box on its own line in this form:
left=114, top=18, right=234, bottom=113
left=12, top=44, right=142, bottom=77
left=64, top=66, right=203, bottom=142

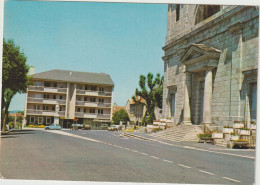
left=26, top=109, right=65, bottom=117
left=76, top=89, right=112, bottom=97
left=28, top=86, right=67, bottom=94
left=75, top=101, right=111, bottom=108
left=74, top=112, right=110, bottom=119
left=27, top=97, right=66, bottom=105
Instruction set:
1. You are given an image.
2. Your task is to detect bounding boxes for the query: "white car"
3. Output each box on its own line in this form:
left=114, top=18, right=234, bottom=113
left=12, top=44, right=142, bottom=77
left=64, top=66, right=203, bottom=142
left=108, top=125, right=121, bottom=131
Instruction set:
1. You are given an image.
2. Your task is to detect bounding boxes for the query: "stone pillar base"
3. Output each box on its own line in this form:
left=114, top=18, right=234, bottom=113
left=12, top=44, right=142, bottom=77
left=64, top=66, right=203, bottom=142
left=182, top=121, right=192, bottom=125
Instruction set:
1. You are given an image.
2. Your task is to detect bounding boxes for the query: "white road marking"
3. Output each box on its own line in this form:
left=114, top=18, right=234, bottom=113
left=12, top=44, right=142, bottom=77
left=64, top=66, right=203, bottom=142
left=131, top=150, right=139, bottom=153
left=150, top=156, right=160, bottom=159
left=140, top=152, right=148, bottom=156
left=198, top=170, right=215, bottom=175
left=124, top=148, right=131, bottom=150
left=222, top=177, right=241, bottom=183
left=178, top=164, right=191, bottom=168
left=163, top=159, right=173, bottom=163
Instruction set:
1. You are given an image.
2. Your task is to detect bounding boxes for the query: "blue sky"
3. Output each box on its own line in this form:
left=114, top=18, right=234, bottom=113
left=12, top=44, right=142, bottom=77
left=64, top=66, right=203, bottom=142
left=4, top=1, right=167, bottom=111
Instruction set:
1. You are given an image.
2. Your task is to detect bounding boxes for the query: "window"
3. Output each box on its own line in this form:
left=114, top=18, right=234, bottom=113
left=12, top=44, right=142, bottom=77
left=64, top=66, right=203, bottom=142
left=90, top=98, right=96, bottom=102
left=43, top=105, right=49, bottom=111
left=99, top=98, right=104, bottom=103
left=38, top=117, right=43, bottom=124
left=34, top=105, right=40, bottom=110
left=43, top=94, right=49, bottom=99
left=84, top=97, right=87, bottom=101
left=195, top=5, right=220, bottom=24
left=52, top=106, right=55, bottom=111
left=77, top=97, right=81, bottom=101
left=90, top=109, right=95, bottom=113
left=77, top=108, right=81, bottom=112
left=130, top=105, right=135, bottom=113
left=84, top=108, right=86, bottom=113
left=99, top=87, right=104, bottom=92
left=59, top=107, right=62, bottom=111
left=98, top=109, right=103, bottom=114
left=79, top=85, right=82, bottom=89
left=176, top=4, right=180, bottom=21
left=60, top=83, right=64, bottom=88
left=60, top=95, right=63, bottom=100
left=54, top=82, right=57, bottom=87
left=91, top=86, right=97, bottom=91
left=85, top=85, right=88, bottom=90
left=36, top=81, right=42, bottom=86
left=53, top=95, right=56, bottom=99
left=30, top=116, right=35, bottom=124
left=44, top=82, right=50, bottom=87
left=46, top=117, right=51, bottom=124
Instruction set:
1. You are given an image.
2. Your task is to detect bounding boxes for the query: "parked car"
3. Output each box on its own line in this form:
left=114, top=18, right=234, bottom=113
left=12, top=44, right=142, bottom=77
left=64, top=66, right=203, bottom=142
left=70, top=124, right=83, bottom=130
left=108, top=125, right=121, bottom=131
left=81, top=124, right=91, bottom=130
left=45, top=124, right=62, bottom=130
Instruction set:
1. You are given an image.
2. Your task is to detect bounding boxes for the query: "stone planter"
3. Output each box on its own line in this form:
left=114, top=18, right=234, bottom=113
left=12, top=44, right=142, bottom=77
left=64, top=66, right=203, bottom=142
left=239, top=129, right=250, bottom=136
left=233, top=123, right=244, bottom=129
left=230, top=135, right=239, bottom=141
left=222, top=128, right=234, bottom=134
left=212, top=133, right=223, bottom=139
left=250, top=124, right=256, bottom=130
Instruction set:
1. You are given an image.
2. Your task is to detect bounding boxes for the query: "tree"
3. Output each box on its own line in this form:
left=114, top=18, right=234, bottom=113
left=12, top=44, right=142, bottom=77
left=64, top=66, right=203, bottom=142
left=112, top=109, right=130, bottom=125
left=132, top=73, right=164, bottom=125
left=1, top=39, right=30, bottom=132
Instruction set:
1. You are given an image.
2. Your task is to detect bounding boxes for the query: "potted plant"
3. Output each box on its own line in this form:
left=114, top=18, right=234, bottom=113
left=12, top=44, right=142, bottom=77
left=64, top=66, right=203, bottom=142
left=230, top=133, right=239, bottom=141
left=212, top=131, right=223, bottom=139
left=233, top=121, right=244, bottom=129
left=239, top=128, right=250, bottom=135
left=222, top=126, right=234, bottom=133
left=250, top=121, right=256, bottom=130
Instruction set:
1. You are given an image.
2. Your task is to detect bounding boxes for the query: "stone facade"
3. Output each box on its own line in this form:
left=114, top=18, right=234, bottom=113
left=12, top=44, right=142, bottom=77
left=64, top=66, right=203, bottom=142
left=162, top=5, right=258, bottom=126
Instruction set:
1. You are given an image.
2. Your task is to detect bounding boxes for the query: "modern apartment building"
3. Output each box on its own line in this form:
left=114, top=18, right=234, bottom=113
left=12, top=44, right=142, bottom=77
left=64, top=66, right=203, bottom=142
left=24, top=69, right=114, bottom=129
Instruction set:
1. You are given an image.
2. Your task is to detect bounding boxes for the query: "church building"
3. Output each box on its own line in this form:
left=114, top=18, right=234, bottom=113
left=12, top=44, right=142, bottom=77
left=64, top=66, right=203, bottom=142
left=162, top=5, right=258, bottom=127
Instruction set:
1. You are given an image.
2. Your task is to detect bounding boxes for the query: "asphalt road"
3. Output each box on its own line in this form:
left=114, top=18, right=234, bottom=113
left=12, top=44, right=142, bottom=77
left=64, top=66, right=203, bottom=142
left=0, top=129, right=256, bottom=184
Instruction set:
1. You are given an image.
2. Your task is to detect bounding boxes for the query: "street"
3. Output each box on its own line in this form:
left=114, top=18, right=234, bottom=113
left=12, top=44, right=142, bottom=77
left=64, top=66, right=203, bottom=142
left=0, top=129, right=255, bottom=184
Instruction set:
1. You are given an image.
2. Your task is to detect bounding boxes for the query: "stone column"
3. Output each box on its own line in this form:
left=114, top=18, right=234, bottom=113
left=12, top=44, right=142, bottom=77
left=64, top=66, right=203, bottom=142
left=182, top=71, right=192, bottom=125
left=202, top=67, right=214, bottom=125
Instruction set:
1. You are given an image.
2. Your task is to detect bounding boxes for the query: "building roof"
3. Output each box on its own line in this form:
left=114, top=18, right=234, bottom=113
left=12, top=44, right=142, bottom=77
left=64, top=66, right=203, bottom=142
left=112, top=105, right=126, bottom=114
left=128, top=97, right=146, bottom=105
left=32, top=70, right=114, bottom=86
left=10, top=113, right=24, bottom=117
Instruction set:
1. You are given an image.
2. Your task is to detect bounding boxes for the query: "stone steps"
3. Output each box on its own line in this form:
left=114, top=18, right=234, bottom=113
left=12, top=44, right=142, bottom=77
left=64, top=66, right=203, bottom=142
left=150, top=125, right=203, bottom=142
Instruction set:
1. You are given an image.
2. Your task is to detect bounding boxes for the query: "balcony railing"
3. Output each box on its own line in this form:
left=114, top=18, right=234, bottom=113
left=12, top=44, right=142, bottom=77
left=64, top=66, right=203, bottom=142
left=28, top=86, right=67, bottom=93
left=76, top=89, right=112, bottom=97
left=74, top=112, right=110, bottom=119
left=26, top=109, right=65, bottom=117
left=75, top=101, right=111, bottom=108
left=27, top=97, right=66, bottom=105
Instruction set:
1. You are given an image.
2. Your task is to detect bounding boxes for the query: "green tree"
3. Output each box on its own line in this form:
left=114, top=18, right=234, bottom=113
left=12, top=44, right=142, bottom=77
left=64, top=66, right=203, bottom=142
left=112, top=109, right=130, bottom=125
left=1, top=39, right=30, bottom=132
left=132, top=73, right=164, bottom=125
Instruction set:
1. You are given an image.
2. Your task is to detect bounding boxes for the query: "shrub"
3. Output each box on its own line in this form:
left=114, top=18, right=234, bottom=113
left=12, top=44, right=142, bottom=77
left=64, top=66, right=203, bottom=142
left=151, top=128, right=163, bottom=132
left=197, top=133, right=212, bottom=139
left=234, top=139, right=249, bottom=142
left=224, top=126, right=233, bottom=128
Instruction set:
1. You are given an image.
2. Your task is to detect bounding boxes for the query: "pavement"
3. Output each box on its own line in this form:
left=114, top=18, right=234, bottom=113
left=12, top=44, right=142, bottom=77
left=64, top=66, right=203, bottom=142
left=0, top=129, right=256, bottom=184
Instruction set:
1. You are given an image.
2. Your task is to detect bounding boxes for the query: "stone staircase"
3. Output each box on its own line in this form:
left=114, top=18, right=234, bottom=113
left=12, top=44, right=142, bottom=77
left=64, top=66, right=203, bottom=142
left=214, top=139, right=228, bottom=147
left=150, top=125, right=203, bottom=142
